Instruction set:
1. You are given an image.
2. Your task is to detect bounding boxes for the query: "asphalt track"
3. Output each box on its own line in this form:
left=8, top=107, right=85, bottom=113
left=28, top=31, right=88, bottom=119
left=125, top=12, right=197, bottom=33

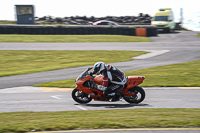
left=0, top=31, right=200, bottom=133
left=0, top=86, right=200, bottom=112
left=0, top=31, right=200, bottom=89
left=0, top=31, right=200, bottom=112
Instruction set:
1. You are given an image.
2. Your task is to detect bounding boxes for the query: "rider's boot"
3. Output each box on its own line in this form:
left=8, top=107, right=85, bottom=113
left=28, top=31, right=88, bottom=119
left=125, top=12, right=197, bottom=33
left=107, top=92, right=116, bottom=101
left=103, top=89, right=116, bottom=101
left=109, top=92, right=123, bottom=101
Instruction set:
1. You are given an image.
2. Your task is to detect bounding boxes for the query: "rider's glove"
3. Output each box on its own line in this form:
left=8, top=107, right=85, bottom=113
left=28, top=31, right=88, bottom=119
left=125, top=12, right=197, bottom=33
left=91, top=83, right=106, bottom=91
left=97, top=85, right=107, bottom=91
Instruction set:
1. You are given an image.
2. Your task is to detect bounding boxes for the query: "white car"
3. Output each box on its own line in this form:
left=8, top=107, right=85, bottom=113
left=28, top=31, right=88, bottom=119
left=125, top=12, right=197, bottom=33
left=91, top=20, right=118, bottom=26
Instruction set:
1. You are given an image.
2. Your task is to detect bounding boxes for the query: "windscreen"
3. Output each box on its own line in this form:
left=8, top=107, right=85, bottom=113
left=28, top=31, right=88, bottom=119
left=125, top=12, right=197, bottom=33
left=154, top=16, right=168, bottom=21
left=79, top=69, right=89, bottom=79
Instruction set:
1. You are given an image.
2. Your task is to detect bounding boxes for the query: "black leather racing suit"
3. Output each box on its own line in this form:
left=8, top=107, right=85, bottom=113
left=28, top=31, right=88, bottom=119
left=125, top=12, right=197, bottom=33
left=101, top=65, right=127, bottom=96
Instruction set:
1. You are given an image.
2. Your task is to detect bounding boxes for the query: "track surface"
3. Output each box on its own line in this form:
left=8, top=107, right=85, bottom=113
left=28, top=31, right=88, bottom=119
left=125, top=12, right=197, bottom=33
left=0, top=31, right=200, bottom=133
left=0, top=31, right=199, bottom=113
left=0, top=31, right=200, bottom=89
left=0, top=87, right=200, bottom=112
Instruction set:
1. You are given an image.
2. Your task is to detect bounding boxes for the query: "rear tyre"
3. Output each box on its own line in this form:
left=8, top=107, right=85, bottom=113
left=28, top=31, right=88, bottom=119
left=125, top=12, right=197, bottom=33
left=123, top=86, right=145, bottom=104
left=72, top=88, right=92, bottom=104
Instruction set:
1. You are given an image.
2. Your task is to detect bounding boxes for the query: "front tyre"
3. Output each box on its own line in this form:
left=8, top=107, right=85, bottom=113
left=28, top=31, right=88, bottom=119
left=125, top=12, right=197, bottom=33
left=124, top=86, right=145, bottom=104
left=72, top=88, right=92, bottom=104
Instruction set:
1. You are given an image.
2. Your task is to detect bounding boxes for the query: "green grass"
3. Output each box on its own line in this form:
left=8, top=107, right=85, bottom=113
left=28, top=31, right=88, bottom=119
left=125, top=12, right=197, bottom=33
left=0, top=34, right=151, bottom=42
left=0, top=109, right=199, bottom=133
left=0, top=21, right=16, bottom=24
left=0, top=50, right=146, bottom=77
left=125, top=60, right=200, bottom=87
left=34, top=60, right=200, bottom=87
left=198, top=33, right=200, bottom=37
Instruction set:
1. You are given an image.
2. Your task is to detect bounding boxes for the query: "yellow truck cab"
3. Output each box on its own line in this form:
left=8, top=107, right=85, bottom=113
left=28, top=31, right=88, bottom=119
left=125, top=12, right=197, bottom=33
left=151, top=8, right=175, bottom=33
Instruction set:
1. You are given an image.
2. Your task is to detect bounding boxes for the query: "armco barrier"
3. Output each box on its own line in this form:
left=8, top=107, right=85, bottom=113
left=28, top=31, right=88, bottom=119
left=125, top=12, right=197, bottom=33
left=0, top=25, right=157, bottom=36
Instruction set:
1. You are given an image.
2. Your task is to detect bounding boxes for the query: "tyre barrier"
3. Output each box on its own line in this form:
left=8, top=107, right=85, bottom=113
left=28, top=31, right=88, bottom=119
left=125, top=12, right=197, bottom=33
left=0, top=25, right=157, bottom=36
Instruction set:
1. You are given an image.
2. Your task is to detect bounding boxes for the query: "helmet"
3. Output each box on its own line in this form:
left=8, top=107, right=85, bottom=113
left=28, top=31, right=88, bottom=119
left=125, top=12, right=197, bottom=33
left=93, top=62, right=105, bottom=74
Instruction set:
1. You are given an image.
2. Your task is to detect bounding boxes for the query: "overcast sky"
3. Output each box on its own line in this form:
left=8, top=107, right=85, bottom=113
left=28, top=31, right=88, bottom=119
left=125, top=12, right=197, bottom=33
left=0, top=0, right=199, bottom=22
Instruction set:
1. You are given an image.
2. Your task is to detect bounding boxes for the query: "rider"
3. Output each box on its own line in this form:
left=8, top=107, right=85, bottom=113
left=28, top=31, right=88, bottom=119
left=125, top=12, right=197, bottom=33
left=92, top=62, right=127, bottom=100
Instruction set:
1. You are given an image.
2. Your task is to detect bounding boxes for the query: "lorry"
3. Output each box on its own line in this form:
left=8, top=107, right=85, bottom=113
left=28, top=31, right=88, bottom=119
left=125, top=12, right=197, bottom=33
left=151, top=8, right=175, bottom=33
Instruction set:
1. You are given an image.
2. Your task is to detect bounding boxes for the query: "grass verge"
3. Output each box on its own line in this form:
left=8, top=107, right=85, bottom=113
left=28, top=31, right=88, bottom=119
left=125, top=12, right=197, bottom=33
left=198, top=33, right=200, bottom=37
left=0, top=35, right=151, bottom=42
left=0, top=109, right=199, bottom=133
left=0, top=21, right=16, bottom=24
left=34, top=60, right=200, bottom=87
left=125, top=60, right=200, bottom=87
left=0, top=50, right=146, bottom=77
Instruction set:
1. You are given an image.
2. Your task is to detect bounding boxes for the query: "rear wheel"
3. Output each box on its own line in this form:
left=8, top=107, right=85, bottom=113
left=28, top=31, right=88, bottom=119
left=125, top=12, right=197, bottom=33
left=123, top=86, right=145, bottom=104
left=72, top=88, right=92, bottom=104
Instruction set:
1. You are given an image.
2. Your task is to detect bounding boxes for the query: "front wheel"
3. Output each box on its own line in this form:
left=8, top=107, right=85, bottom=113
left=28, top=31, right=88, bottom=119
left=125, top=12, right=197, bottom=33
left=72, top=88, right=92, bottom=104
left=123, top=86, right=145, bottom=104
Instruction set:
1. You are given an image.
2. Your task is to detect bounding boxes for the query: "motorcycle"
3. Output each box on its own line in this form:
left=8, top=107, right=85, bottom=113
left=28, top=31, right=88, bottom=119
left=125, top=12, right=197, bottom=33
left=72, top=67, right=145, bottom=104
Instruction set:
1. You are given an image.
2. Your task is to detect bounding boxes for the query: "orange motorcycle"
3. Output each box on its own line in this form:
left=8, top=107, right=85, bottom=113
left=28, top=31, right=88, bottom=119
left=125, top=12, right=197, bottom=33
left=72, top=67, right=145, bottom=104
